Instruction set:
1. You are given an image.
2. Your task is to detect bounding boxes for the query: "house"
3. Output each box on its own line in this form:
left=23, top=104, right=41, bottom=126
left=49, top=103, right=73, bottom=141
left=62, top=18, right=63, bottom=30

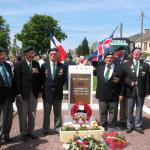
left=128, top=29, right=150, bottom=52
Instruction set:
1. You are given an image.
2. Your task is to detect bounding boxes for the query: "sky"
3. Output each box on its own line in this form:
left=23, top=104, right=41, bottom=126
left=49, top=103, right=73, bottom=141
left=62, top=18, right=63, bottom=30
left=0, top=0, right=150, bottom=51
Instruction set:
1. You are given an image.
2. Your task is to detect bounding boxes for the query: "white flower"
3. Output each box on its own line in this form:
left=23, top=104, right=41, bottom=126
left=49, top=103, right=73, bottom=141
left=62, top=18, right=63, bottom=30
left=63, top=143, right=70, bottom=149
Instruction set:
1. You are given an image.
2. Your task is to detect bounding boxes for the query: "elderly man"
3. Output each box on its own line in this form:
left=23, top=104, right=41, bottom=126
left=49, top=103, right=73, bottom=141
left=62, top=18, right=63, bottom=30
left=96, top=51, right=124, bottom=131
left=123, top=47, right=149, bottom=134
left=114, top=46, right=128, bottom=127
left=0, top=46, right=14, bottom=145
left=41, top=48, right=65, bottom=135
left=14, top=46, right=41, bottom=141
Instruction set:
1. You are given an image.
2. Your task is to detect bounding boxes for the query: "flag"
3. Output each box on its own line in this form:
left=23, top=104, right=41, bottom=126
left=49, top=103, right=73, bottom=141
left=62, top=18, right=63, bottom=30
left=97, top=26, right=118, bottom=61
left=50, top=35, right=67, bottom=62
left=88, top=50, right=98, bottom=61
left=87, top=27, right=118, bottom=62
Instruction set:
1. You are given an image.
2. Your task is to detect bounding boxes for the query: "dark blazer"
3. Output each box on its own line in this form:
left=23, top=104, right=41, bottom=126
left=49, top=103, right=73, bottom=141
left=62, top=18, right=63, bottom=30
left=0, top=62, right=13, bottom=104
left=96, top=63, right=124, bottom=101
left=123, top=59, right=149, bottom=98
left=14, top=59, right=41, bottom=99
left=41, top=60, right=65, bottom=102
left=114, top=57, right=130, bottom=96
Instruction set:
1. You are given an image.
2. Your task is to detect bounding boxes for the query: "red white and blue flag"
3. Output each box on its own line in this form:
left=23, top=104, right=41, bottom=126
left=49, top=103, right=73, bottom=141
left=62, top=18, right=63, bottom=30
left=50, top=35, right=67, bottom=62
left=88, top=26, right=118, bottom=62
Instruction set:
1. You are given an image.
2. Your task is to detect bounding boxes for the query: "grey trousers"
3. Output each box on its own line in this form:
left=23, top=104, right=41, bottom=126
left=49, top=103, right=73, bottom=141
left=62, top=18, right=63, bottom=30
left=16, top=93, right=37, bottom=136
left=126, top=97, right=144, bottom=129
left=99, top=101, right=118, bottom=128
left=2, top=99, right=13, bottom=138
left=43, top=99, right=62, bottom=133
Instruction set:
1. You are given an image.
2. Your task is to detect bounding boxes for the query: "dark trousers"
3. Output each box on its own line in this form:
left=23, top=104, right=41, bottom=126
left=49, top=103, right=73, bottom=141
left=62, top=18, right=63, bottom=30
left=43, top=99, right=62, bottom=133
left=0, top=104, right=3, bottom=142
left=126, top=97, right=144, bottom=129
left=99, top=101, right=118, bottom=128
left=2, top=99, right=13, bottom=138
left=119, top=98, right=126, bottom=122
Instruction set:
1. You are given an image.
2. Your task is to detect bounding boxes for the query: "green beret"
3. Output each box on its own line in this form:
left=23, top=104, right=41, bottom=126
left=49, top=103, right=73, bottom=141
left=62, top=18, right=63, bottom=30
left=22, top=46, right=35, bottom=53
left=0, top=46, right=5, bottom=53
left=104, top=51, right=114, bottom=58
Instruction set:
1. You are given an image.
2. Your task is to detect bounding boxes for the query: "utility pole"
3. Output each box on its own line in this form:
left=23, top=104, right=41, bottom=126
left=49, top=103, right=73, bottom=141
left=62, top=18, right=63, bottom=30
left=140, top=12, right=144, bottom=50
left=120, top=23, right=123, bottom=38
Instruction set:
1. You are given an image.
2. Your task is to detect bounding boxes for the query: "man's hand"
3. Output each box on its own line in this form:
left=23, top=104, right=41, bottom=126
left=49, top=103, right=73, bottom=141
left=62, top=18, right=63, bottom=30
left=119, top=95, right=124, bottom=101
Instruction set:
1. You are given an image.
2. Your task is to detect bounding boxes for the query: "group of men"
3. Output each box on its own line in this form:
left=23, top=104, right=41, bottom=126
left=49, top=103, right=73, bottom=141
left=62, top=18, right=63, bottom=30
left=0, top=45, right=149, bottom=148
left=96, top=46, right=150, bottom=134
left=0, top=46, right=65, bottom=146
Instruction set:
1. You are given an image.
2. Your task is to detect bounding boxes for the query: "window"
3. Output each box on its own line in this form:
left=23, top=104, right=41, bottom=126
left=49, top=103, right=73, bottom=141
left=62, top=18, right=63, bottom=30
left=144, top=42, right=147, bottom=50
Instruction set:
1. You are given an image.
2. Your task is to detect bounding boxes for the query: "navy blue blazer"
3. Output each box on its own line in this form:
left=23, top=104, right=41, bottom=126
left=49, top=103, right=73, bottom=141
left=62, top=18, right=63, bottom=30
left=0, top=62, right=13, bottom=104
left=41, top=60, right=65, bottom=102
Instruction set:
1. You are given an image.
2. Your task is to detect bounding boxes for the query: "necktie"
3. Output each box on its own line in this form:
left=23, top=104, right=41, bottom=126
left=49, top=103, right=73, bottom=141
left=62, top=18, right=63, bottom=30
left=29, top=63, right=32, bottom=71
left=104, top=66, right=110, bottom=82
left=52, top=62, right=56, bottom=80
left=0, top=63, right=11, bottom=87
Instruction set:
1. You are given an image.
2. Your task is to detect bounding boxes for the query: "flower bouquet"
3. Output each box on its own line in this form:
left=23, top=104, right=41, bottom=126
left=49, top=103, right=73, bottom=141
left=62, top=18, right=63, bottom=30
left=63, top=135, right=107, bottom=150
left=103, top=131, right=128, bottom=150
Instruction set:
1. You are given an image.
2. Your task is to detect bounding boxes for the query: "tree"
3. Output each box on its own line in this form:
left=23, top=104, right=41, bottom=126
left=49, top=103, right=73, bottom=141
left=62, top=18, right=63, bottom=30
left=76, top=37, right=90, bottom=56
left=0, top=16, right=10, bottom=49
left=15, top=14, right=67, bottom=54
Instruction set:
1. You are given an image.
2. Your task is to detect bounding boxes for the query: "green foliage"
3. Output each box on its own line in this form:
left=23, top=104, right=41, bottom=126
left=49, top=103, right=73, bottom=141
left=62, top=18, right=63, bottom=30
left=0, top=16, right=10, bottom=49
left=76, top=37, right=90, bottom=56
left=15, top=14, right=67, bottom=54
left=142, top=52, right=150, bottom=58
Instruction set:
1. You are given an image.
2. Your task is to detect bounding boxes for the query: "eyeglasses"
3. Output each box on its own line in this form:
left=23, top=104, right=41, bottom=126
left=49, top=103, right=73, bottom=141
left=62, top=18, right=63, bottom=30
left=50, top=53, right=57, bottom=55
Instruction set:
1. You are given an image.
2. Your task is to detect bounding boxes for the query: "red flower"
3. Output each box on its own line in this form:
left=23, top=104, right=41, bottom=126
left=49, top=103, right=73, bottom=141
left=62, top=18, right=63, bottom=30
left=71, top=103, right=92, bottom=123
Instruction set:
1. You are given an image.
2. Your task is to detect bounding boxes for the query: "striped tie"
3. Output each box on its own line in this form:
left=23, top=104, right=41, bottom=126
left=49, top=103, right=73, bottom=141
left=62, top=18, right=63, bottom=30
left=0, top=63, right=11, bottom=87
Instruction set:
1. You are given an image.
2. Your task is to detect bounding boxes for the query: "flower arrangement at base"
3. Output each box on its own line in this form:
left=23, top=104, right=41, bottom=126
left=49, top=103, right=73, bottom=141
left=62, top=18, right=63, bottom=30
left=71, top=103, right=92, bottom=124
left=63, top=135, right=107, bottom=150
left=61, top=125, right=76, bottom=131
left=61, top=121, right=103, bottom=131
left=103, top=131, right=128, bottom=150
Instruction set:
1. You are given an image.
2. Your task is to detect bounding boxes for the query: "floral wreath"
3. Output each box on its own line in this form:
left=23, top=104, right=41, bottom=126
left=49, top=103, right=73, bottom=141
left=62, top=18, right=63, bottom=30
left=71, top=103, right=92, bottom=122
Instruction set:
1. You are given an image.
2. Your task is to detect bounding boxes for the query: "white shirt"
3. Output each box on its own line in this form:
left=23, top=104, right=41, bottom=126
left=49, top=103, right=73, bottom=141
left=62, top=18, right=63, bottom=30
left=104, top=64, right=115, bottom=80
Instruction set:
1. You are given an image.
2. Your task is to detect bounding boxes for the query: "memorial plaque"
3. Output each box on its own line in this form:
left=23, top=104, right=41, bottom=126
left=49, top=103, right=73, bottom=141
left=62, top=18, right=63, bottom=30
left=68, top=66, right=93, bottom=105
left=70, top=74, right=91, bottom=104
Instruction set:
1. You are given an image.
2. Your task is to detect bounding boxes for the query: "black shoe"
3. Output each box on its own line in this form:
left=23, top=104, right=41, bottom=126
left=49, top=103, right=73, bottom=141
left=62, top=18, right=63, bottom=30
left=135, top=128, right=144, bottom=134
left=21, top=135, right=28, bottom=142
left=102, top=126, right=107, bottom=131
left=55, top=129, right=59, bottom=135
left=28, top=134, right=38, bottom=139
left=4, top=137, right=13, bottom=143
left=42, top=131, right=49, bottom=136
left=126, top=128, right=133, bottom=133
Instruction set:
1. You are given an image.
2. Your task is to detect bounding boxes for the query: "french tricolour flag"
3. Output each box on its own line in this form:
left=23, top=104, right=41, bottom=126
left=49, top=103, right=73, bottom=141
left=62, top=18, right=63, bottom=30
left=50, top=36, right=67, bottom=62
